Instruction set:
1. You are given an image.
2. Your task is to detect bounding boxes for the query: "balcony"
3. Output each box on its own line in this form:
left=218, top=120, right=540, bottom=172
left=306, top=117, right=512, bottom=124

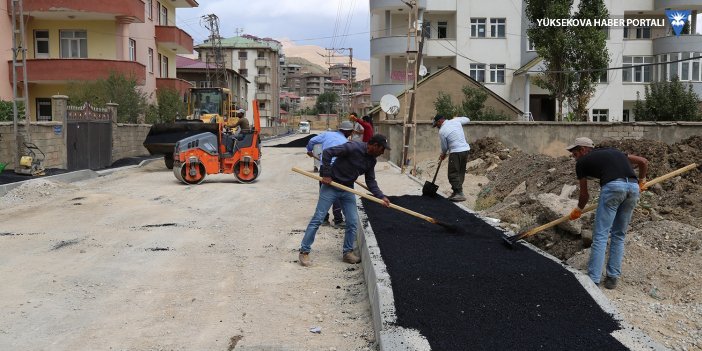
left=256, top=92, right=271, bottom=101
left=370, top=0, right=426, bottom=11
left=654, top=0, right=702, bottom=11
left=371, top=36, right=418, bottom=57
left=12, top=0, right=145, bottom=23
left=652, top=34, right=702, bottom=55
left=255, top=58, right=270, bottom=67
left=9, top=59, right=145, bottom=84
left=155, top=26, right=193, bottom=54
left=255, top=75, right=271, bottom=84
left=156, top=78, right=193, bottom=95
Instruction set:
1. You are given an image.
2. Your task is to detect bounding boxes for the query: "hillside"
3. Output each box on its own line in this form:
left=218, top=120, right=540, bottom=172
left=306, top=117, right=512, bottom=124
left=278, top=39, right=370, bottom=80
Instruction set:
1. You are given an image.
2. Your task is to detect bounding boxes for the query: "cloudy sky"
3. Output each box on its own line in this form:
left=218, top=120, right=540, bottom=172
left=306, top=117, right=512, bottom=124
left=176, top=0, right=371, bottom=59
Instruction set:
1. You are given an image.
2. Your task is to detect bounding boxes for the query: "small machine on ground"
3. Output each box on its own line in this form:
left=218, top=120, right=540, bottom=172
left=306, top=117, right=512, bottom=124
left=15, top=142, right=46, bottom=176
left=172, top=101, right=262, bottom=185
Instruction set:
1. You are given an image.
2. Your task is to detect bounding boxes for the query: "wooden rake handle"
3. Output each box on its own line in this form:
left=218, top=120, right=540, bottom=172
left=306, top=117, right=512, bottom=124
left=516, top=163, right=699, bottom=241
left=310, top=154, right=371, bottom=191
left=292, top=167, right=437, bottom=224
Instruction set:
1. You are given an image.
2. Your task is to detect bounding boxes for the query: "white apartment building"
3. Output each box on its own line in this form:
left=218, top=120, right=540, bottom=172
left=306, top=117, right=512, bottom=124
left=370, top=0, right=702, bottom=122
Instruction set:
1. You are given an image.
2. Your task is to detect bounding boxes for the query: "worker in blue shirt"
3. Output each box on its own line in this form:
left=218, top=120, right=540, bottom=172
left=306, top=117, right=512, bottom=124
left=299, top=134, right=391, bottom=267
left=306, top=121, right=354, bottom=228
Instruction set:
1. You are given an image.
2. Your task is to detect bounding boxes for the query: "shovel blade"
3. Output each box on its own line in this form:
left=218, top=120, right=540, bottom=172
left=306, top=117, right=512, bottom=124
left=422, top=181, right=439, bottom=196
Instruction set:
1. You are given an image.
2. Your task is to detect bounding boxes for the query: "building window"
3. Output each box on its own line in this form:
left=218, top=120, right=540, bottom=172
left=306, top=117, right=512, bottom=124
left=469, top=63, right=486, bottom=82
left=625, top=26, right=650, bottom=39
left=148, top=48, right=154, bottom=73
left=681, top=52, right=692, bottom=81
left=598, top=70, right=608, bottom=83
left=239, top=68, right=248, bottom=77
left=60, top=30, right=87, bottom=58
left=34, top=30, right=49, bottom=58
left=692, top=52, right=701, bottom=82
left=129, top=39, right=136, bottom=61
left=159, top=54, right=168, bottom=78
left=623, top=109, right=630, bottom=122
left=158, top=2, right=168, bottom=25
left=36, top=98, right=52, bottom=121
left=259, top=101, right=266, bottom=109
left=199, top=81, right=212, bottom=88
left=489, top=64, right=505, bottom=83
left=592, top=109, right=608, bottom=122
left=470, top=18, right=486, bottom=38
left=258, top=51, right=265, bottom=58
left=527, top=38, right=536, bottom=51
left=437, top=21, right=448, bottom=39
left=423, top=21, right=431, bottom=38
left=239, top=51, right=247, bottom=60
left=490, top=18, right=506, bottom=38
left=146, top=0, right=152, bottom=20
left=623, top=56, right=653, bottom=82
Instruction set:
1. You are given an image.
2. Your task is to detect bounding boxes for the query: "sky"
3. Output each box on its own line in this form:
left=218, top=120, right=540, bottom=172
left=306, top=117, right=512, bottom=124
left=176, top=0, right=372, bottom=60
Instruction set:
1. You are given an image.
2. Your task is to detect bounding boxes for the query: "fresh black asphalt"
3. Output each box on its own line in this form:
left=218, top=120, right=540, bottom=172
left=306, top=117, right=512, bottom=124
left=362, top=195, right=627, bottom=350
left=268, top=134, right=317, bottom=148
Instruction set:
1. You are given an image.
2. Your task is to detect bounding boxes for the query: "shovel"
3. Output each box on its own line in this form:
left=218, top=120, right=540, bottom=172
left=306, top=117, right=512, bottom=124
left=422, top=158, right=443, bottom=197
left=292, top=167, right=457, bottom=231
left=502, top=163, right=700, bottom=248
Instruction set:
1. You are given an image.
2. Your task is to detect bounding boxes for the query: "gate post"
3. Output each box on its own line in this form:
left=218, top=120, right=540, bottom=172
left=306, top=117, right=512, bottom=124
left=106, top=103, right=118, bottom=123
left=107, top=103, right=118, bottom=164
left=52, top=95, right=69, bottom=169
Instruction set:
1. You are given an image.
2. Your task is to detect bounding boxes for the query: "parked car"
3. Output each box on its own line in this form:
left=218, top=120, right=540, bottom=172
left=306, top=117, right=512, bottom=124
left=298, top=121, right=310, bottom=134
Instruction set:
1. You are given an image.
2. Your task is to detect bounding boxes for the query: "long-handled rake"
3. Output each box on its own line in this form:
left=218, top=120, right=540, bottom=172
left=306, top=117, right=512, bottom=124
left=502, top=163, right=700, bottom=248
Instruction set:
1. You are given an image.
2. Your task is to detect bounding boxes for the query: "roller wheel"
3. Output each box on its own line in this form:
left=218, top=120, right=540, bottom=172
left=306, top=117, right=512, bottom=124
left=164, top=155, right=174, bottom=169
left=175, top=160, right=206, bottom=185
left=234, top=160, right=260, bottom=183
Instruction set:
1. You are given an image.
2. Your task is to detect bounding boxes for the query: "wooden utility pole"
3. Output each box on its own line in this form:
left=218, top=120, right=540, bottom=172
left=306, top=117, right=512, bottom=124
left=400, top=0, right=423, bottom=174
left=321, top=47, right=354, bottom=125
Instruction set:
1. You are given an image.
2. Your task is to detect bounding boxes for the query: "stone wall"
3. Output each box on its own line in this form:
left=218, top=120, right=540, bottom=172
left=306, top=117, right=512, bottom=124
left=260, top=126, right=293, bottom=137
left=374, top=120, right=702, bottom=167
left=0, top=122, right=66, bottom=169
left=112, top=124, right=152, bottom=161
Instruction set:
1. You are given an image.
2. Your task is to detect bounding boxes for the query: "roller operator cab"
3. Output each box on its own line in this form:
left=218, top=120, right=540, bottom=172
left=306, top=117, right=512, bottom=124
left=172, top=100, right=262, bottom=185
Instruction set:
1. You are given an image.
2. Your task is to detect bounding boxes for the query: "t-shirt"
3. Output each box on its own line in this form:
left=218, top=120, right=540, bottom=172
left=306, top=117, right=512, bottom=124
left=575, top=148, right=637, bottom=186
left=350, top=122, right=364, bottom=142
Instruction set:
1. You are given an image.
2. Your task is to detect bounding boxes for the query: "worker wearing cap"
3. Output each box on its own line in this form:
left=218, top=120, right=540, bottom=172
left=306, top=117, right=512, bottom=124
left=567, top=137, right=648, bottom=289
left=299, top=134, right=391, bottom=267
left=432, top=114, right=471, bottom=202
left=306, top=121, right=355, bottom=228
left=228, top=108, right=250, bottom=131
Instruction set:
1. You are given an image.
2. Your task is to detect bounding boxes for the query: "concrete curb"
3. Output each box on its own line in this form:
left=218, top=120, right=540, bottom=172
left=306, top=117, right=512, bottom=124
left=359, top=161, right=667, bottom=350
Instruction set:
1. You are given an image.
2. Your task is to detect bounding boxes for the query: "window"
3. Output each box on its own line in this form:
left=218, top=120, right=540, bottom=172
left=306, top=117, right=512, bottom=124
left=623, top=109, right=630, bottom=122
left=469, top=63, right=486, bottom=82
left=423, top=21, right=431, bottom=38
left=598, top=71, right=608, bottom=83
left=527, top=38, right=536, bottom=51
left=239, top=68, right=248, bottom=77
left=681, top=52, right=691, bottom=81
left=159, top=54, right=168, bottom=78
left=693, top=53, right=701, bottom=82
left=669, top=52, right=679, bottom=79
left=437, top=21, right=448, bottom=39
left=490, top=18, right=506, bottom=38
left=258, top=67, right=266, bottom=75
left=489, top=64, right=505, bottom=83
left=146, top=0, right=152, bottom=20
left=623, top=56, right=653, bottom=82
left=60, top=30, right=87, bottom=58
left=34, top=30, right=49, bottom=58
left=636, top=26, right=651, bottom=39
left=658, top=54, right=668, bottom=81
left=199, top=81, right=212, bottom=88
left=36, top=98, right=52, bottom=121
left=259, top=101, right=266, bottom=109
left=148, top=48, right=153, bottom=73
left=258, top=51, right=265, bottom=58
left=470, top=18, right=486, bottom=38
left=128, top=39, right=136, bottom=61
left=592, top=109, right=608, bottom=122
left=158, top=2, right=168, bottom=25
left=258, top=84, right=266, bottom=91
left=239, top=51, right=247, bottom=59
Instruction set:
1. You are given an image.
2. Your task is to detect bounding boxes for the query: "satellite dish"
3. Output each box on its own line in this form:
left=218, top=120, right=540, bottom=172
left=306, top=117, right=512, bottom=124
left=380, top=94, right=400, bottom=116
left=419, top=65, right=428, bottom=77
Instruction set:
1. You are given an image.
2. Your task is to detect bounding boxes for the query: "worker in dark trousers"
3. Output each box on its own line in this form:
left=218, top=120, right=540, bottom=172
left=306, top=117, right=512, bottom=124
left=567, top=137, right=648, bottom=289
left=432, top=115, right=471, bottom=202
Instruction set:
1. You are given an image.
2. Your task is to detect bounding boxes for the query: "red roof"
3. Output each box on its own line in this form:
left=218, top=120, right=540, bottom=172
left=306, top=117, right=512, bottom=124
left=176, top=55, right=212, bottom=69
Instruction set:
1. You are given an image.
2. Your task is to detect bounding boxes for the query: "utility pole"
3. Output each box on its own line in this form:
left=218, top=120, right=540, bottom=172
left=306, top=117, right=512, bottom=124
left=10, top=0, right=31, bottom=169
left=201, top=14, right=228, bottom=88
left=321, top=47, right=353, bottom=126
left=400, top=0, right=423, bottom=174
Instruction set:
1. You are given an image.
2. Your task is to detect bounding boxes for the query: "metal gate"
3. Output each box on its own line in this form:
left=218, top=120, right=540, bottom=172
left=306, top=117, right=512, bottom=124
left=66, top=103, right=112, bottom=171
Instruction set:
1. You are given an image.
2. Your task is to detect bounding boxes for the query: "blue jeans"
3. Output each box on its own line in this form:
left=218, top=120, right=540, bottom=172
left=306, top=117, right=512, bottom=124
left=300, top=184, right=359, bottom=254
left=588, top=179, right=640, bottom=284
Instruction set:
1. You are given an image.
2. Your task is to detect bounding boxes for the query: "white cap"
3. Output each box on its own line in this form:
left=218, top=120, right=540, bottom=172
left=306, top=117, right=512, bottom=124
left=566, top=137, right=595, bottom=151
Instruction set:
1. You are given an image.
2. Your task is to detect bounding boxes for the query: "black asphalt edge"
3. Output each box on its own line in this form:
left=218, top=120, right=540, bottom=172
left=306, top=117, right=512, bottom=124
left=358, top=161, right=667, bottom=351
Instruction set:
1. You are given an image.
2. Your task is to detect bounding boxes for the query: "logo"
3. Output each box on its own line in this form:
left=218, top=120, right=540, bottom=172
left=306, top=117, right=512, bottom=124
left=665, top=10, right=691, bottom=36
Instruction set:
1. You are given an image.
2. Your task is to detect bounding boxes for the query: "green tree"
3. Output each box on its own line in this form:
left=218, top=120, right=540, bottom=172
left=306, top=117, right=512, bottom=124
left=633, top=77, right=701, bottom=121
left=433, top=92, right=457, bottom=118
left=315, top=92, right=339, bottom=114
left=67, top=71, right=149, bottom=123
left=459, top=85, right=488, bottom=118
left=0, top=100, right=25, bottom=122
left=152, top=88, right=187, bottom=124
left=433, top=86, right=511, bottom=121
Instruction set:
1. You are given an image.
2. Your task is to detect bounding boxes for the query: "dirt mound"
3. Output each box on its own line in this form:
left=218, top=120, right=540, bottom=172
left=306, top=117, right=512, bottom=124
left=468, top=137, right=511, bottom=162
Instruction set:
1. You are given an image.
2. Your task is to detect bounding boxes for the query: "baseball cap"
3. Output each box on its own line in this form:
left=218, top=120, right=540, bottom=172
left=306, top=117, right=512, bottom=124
left=432, top=114, right=445, bottom=128
left=237, top=109, right=245, bottom=113
left=566, top=137, right=595, bottom=151
left=339, top=120, right=354, bottom=131
left=369, top=134, right=391, bottom=150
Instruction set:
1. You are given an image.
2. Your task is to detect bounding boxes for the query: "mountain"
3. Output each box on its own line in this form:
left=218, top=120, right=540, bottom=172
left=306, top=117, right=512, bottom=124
left=278, top=39, right=370, bottom=80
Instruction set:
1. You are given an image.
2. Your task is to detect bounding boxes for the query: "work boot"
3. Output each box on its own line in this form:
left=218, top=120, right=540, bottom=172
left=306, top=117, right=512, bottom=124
left=332, top=221, right=346, bottom=229
left=342, top=252, right=361, bottom=264
left=299, top=252, right=312, bottom=267
left=603, top=276, right=618, bottom=289
left=449, top=192, right=466, bottom=202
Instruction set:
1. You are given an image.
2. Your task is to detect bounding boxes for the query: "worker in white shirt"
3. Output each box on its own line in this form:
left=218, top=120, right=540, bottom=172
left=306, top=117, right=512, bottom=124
left=432, top=114, right=471, bottom=202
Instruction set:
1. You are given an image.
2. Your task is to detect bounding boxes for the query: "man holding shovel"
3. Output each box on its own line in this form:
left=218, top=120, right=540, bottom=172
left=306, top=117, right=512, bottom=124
left=433, top=115, right=471, bottom=202
left=299, top=134, right=391, bottom=267
left=567, top=137, right=648, bottom=289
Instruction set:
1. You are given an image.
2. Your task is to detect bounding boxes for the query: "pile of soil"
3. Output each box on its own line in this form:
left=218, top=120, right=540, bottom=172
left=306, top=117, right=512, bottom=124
left=362, top=195, right=628, bottom=350
left=268, top=134, right=317, bottom=148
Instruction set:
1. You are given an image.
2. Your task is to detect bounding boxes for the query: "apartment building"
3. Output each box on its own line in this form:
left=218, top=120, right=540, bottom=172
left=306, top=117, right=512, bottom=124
left=195, top=35, right=281, bottom=127
left=329, top=64, right=357, bottom=81
left=175, top=55, right=249, bottom=113
left=1, top=0, right=197, bottom=121
left=370, top=0, right=702, bottom=122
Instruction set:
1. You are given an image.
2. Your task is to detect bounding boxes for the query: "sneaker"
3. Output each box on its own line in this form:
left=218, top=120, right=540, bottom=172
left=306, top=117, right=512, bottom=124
left=299, top=252, right=311, bottom=267
left=332, top=221, right=346, bottom=229
left=342, top=252, right=361, bottom=264
left=448, top=192, right=466, bottom=202
left=603, top=276, right=618, bottom=289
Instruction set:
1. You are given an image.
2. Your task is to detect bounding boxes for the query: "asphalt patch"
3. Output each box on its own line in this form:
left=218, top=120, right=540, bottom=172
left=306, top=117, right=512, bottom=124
left=362, top=195, right=627, bottom=350
left=141, top=223, right=178, bottom=228
left=146, top=247, right=171, bottom=251
left=52, top=239, right=80, bottom=250
left=268, top=134, right=317, bottom=148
